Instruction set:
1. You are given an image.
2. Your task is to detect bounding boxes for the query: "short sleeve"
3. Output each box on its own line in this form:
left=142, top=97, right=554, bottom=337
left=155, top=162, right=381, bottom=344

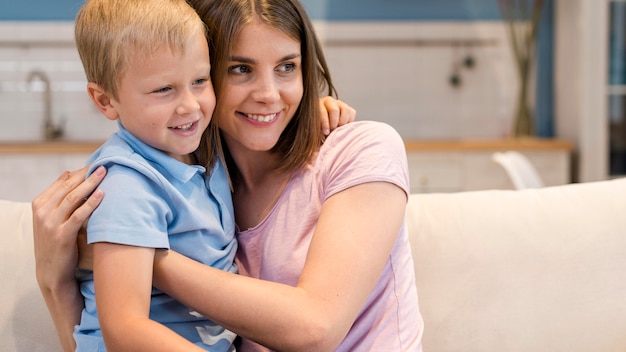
left=87, top=163, right=172, bottom=249
left=319, top=121, right=410, bottom=200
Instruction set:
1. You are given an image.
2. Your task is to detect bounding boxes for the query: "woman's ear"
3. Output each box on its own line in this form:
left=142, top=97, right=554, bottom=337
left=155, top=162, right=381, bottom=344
left=87, top=82, right=119, bottom=121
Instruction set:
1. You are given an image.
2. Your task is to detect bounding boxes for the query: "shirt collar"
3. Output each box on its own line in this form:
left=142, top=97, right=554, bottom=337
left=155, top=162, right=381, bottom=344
left=116, top=121, right=206, bottom=183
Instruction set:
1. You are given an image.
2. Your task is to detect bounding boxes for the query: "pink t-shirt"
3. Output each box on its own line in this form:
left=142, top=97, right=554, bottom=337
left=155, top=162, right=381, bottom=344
left=235, top=121, right=423, bottom=351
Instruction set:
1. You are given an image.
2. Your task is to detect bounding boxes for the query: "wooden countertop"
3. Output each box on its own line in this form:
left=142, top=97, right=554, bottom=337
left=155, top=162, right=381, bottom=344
left=0, top=138, right=573, bottom=154
left=404, top=138, right=573, bottom=152
left=0, top=141, right=104, bottom=154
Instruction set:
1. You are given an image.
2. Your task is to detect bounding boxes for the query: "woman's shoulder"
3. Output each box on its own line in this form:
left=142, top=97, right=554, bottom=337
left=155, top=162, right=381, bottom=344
left=324, top=120, right=405, bottom=153
left=318, top=120, right=407, bottom=172
left=315, top=121, right=410, bottom=195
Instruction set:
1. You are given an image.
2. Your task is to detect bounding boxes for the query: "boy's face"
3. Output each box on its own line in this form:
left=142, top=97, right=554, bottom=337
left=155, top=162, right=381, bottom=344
left=108, top=32, right=214, bottom=163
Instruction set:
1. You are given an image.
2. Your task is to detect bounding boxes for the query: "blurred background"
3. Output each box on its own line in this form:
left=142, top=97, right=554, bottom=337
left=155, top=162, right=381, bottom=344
left=0, top=0, right=621, bottom=200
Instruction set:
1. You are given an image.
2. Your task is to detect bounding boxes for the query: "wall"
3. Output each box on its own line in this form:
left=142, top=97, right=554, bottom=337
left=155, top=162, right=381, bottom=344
left=300, top=0, right=501, bottom=21
left=0, top=22, right=116, bottom=141
left=0, top=1, right=552, bottom=141
left=318, top=21, right=516, bottom=140
left=2, top=0, right=502, bottom=21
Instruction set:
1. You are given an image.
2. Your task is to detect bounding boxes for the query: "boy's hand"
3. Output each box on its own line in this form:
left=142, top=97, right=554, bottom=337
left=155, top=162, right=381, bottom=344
left=320, top=97, right=356, bottom=135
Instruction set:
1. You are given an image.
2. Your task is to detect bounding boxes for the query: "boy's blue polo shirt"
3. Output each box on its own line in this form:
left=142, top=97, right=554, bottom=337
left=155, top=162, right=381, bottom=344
left=74, top=123, right=237, bottom=351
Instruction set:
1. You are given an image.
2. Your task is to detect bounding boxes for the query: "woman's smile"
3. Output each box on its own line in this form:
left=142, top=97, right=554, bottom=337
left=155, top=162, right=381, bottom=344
left=240, top=111, right=279, bottom=123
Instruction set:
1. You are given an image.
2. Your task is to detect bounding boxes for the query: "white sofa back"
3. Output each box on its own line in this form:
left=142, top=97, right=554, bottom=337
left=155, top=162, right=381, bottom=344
left=0, top=200, right=59, bottom=351
left=407, top=178, right=626, bottom=351
left=2, top=178, right=626, bottom=351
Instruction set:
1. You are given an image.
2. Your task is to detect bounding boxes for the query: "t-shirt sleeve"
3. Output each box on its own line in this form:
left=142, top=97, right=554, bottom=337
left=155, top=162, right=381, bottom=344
left=320, top=121, right=410, bottom=200
left=87, top=163, right=171, bottom=249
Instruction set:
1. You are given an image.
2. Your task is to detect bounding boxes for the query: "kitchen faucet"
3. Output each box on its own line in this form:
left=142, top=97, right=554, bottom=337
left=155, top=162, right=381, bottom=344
left=26, top=70, right=64, bottom=140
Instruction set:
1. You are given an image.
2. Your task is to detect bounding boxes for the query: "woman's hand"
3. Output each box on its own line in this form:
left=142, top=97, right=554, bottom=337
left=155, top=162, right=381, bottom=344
left=33, top=165, right=105, bottom=287
left=319, top=97, right=356, bottom=135
left=32, top=165, right=105, bottom=352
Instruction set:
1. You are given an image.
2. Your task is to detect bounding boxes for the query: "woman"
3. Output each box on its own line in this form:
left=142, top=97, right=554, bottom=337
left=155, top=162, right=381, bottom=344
left=34, top=0, right=423, bottom=351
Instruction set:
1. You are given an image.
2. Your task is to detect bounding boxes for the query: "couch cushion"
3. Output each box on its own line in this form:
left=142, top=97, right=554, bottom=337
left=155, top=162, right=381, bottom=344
left=0, top=200, right=60, bottom=352
left=407, top=178, right=626, bottom=352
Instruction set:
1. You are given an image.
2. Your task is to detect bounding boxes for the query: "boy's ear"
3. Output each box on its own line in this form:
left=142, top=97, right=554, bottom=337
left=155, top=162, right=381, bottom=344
left=87, top=82, right=119, bottom=121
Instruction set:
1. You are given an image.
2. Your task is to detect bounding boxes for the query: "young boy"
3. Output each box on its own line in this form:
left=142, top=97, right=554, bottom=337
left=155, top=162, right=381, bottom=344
left=72, top=0, right=237, bottom=350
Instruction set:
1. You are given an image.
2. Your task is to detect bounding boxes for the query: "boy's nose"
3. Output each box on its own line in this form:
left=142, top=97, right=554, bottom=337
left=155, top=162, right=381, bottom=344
left=176, top=89, right=201, bottom=115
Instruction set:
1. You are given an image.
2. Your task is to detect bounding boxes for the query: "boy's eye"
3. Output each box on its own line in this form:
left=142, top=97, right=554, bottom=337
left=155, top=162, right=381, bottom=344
left=152, top=86, right=171, bottom=94
left=193, top=78, right=208, bottom=85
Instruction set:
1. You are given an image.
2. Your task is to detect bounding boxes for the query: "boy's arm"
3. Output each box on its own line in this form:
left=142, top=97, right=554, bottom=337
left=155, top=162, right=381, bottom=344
left=93, top=242, right=205, bottom=352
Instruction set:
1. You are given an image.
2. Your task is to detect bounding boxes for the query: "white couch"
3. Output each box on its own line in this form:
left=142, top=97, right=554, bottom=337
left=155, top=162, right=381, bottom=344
left=2, top=178, right=626, bottom=351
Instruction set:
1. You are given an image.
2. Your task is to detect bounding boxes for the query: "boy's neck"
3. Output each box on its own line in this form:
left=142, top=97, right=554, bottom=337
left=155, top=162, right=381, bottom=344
left=175, top=152, right=198, bottom=165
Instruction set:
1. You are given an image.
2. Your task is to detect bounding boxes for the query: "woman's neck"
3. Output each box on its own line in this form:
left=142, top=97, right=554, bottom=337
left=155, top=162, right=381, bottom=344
left=225, top=141, right=294, bottom=230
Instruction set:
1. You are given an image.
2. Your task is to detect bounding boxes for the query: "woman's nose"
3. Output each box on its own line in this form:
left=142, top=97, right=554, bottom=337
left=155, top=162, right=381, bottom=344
left=251, top=73, right=280, bottom=103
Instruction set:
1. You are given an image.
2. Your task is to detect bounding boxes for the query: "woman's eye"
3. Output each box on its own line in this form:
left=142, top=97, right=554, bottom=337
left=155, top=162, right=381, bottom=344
left=229, top=65, right=250, bottom=75
left=276, top=62, right=297, bottom=74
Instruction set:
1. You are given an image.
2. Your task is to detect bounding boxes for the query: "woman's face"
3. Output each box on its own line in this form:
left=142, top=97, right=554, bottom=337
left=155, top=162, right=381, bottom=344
left=215, top=20, right=303, bottom=154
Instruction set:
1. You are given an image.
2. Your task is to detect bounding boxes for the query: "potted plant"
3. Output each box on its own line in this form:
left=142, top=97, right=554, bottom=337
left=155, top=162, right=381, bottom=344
left=498, top=0, right=544, bottom=137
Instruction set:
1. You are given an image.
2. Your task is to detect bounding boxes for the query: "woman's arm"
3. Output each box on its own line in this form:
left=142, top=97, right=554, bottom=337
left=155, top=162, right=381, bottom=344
left=93, top=243, right=205, bottom=352
left=32, top=97, right=352, bottom=351
left=153, top=181, right=406, bottom=351
left=33, top=165, right=106, bottom=352
left=319, top=97, right=356, bottom=135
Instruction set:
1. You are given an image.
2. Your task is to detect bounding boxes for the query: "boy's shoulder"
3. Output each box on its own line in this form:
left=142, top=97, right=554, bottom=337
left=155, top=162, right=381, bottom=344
left=86, top=133, right=157, bottom=179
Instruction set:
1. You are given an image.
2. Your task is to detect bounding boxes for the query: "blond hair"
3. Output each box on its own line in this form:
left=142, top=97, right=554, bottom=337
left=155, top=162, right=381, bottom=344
left=75, top=0, right=207, bottom=100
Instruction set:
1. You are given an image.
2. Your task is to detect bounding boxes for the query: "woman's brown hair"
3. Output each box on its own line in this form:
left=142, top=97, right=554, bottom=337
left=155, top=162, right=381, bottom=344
left=189, top=0, right=337, bottom=173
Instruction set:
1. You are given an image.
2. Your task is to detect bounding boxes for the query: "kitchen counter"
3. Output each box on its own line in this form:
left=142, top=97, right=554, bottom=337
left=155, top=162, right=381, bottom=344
left=0, top=138, right=573, bottom=154
left=403, top=138, right=573, bottom=193
left=0, top=141, right=104, bottom=154
left=403, top=138, right=573, bottom=152
left=0, top=138, right=573, bottom=201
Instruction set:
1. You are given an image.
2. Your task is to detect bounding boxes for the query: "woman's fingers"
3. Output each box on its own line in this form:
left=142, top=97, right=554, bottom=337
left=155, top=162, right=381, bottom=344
left=60, top=166, right=106, bottom=229
left=32, top=167, right=88, bottom=225
left=32, top=165, right=105, bottom=240
left=32, top=165, right=106, bottom=256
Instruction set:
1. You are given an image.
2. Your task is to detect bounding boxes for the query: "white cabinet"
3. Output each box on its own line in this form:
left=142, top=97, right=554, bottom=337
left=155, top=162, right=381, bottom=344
left=406, top=152, right=462, bottom=193
left=0, top=140, right=571, bottom=200
left=0, top=142, right=99, bottom=202
left=405, top=139, right=571, bottom=193
left=0, top=153, right=91, bottom=202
